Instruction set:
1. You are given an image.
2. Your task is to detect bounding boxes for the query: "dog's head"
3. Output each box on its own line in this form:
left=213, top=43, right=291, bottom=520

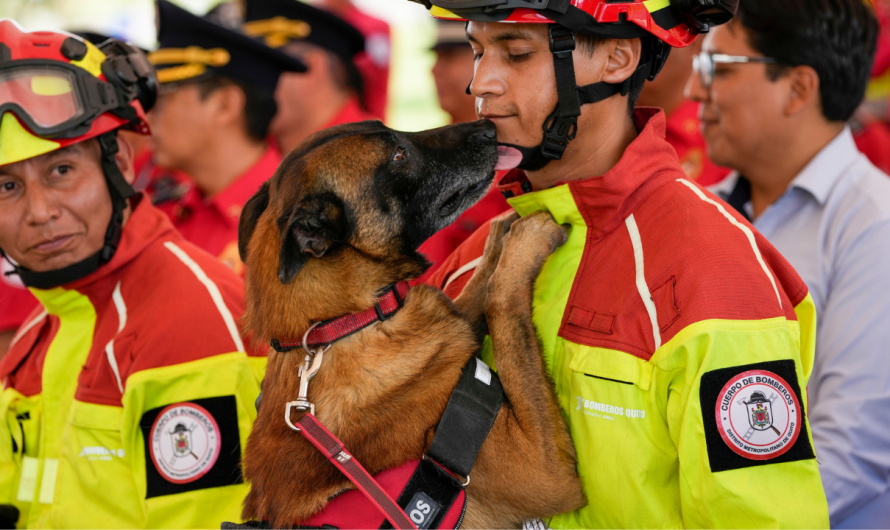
left=239, top=119, right=502, bottom=288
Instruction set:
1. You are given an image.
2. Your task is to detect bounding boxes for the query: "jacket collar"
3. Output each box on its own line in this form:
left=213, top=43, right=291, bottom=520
left=498, top=108, right=683, bottom=239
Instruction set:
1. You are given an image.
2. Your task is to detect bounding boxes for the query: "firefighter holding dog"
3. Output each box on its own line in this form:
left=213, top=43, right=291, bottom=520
left=0, top=22, right=266, bottom=528
left=423, top=0, right=830, bottom=527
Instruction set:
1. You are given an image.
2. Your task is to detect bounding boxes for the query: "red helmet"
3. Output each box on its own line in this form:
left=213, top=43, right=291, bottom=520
left=0, top=19, right=160, bottom=289
left=422, top=0, right=737, bottom=48
left=410, top=0, right=737, bottom=172
left=0, top=19, right=156, bottom=166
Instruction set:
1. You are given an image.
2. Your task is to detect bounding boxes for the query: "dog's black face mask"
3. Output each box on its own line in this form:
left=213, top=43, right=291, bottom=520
left=380, top=120, right=500, bottom=250
left=239, top=120, right=500, bottom=285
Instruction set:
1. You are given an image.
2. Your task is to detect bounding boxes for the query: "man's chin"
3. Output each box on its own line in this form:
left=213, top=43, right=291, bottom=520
left=21, top=250, right=92, bottom=274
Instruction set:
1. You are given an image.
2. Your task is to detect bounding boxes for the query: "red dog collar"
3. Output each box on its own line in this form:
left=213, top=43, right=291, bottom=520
left=271, top=281, right=411, bottom=352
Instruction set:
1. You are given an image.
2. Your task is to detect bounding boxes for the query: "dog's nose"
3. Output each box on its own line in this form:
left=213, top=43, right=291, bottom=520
left=470, top=120, right=497, bottom=142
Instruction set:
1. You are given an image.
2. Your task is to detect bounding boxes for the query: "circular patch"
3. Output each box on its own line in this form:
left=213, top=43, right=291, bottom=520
left=715, top=370, right=802, bottom=460
left=150, top=402, right=221, bottom=484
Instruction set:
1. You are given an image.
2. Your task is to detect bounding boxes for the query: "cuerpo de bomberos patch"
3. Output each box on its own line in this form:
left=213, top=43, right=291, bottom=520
left=715, top=370, right=801, bottom=460
left=699, top=360, right=815, bottom=473
left=149, top=402, right=221, bottom=484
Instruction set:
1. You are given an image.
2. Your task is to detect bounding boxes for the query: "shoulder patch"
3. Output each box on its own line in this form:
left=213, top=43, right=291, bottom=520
left=140, top=396, right=242, bottom=498
left=700, top=360, right=814, bottom=472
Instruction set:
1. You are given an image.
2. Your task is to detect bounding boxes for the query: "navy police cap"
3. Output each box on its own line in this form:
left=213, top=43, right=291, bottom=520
left=243, top=0, right=365, bottom=65
left=149, top=0, right=307, bottom=91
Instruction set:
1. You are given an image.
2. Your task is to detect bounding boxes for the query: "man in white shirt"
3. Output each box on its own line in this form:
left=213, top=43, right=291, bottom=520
left=686, top=0, right=890, bottom=526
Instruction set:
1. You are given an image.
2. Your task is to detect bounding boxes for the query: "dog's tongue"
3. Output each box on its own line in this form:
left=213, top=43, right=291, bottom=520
left=495, top=146, right=523, bottom=171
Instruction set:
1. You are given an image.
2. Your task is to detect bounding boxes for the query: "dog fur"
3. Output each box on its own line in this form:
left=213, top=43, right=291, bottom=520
left=238, top=120, right=586, bottom=528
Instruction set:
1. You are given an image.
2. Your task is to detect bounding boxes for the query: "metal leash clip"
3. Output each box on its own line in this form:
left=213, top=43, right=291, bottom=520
left=284, top=321, right=332, bottom=432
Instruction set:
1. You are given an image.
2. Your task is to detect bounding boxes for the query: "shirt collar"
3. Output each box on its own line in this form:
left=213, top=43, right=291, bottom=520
left=498, top=108, right=683, bottom=238
left=789, top=127, right=858, bottom=206
left=210, top=145, right=282, bottom=227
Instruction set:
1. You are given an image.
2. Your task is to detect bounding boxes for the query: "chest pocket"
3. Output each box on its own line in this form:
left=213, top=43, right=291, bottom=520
left=51, top=400, right=142, bottom=529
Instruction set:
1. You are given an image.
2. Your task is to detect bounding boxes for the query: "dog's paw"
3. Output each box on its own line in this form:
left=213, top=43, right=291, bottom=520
left=503, top=211, right=569, bottom=260
left=487, top=212, right=568, bottom=307
left=480, top=210, right=521, bottom=268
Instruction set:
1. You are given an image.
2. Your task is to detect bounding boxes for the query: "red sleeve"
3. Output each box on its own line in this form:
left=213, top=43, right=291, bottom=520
left=0, top=281, right=39, bottom=333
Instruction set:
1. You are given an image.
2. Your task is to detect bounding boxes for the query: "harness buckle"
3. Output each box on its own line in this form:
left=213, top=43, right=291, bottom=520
left=548, top=25, right=576, bottom=57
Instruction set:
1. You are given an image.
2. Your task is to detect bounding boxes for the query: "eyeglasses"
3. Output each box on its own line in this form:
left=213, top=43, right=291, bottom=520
left=693, top=52, right=779, bottom=89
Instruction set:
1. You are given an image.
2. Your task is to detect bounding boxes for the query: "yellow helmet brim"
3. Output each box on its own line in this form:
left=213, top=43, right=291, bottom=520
left=0, top=113, right=62, bottom=167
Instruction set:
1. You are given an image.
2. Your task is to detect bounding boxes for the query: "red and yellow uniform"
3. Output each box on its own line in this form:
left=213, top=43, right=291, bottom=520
left=664, top=100, right=731, bottom=186
left=0, top=199, right=263, bottom=528
left=431, top=109, right=829, bottom=528
left=154, top=146, right=281, bottom=275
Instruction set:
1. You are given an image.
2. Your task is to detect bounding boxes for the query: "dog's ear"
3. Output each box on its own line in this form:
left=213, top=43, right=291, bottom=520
left=238, top=181, right=271, bottom=263
left=277, top=193, right=350, bottom=285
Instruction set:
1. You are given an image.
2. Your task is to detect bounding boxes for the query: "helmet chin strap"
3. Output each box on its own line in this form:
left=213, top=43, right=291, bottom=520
left=493, top=24, right=662, bottom=173
left=1, top=131, right=136, bottom=290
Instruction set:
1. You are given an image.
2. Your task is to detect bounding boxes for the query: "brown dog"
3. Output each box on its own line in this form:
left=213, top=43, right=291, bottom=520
left=237, top=119, right=586, bottom=528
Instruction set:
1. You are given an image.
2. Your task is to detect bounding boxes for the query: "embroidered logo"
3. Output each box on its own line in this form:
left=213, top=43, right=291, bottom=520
left=715, top=370, right=801, bottom=460
left=149, top=402, right=221, bottom=484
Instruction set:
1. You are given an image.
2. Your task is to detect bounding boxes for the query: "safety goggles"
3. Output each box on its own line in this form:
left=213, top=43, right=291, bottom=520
left=693, top=52, right=779, bottom=89
left=0, top=60, right=122, bottom=139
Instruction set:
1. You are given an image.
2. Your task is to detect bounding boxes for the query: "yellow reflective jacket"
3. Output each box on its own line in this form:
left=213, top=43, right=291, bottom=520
left=0, top=200, right=265, bottom=529
left=431, top=109, right=829, bottom=528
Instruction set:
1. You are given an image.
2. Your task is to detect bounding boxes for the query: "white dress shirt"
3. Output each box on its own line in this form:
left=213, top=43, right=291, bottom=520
left=711, top=128, right=890, bottom=528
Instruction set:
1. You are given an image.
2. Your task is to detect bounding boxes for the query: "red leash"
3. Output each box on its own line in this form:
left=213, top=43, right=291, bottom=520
left=295, top=413, right=418, bottom=530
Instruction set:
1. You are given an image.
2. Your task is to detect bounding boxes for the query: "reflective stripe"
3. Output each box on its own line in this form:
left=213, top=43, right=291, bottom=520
left=17, top=456, right=39, bottom=502
left=8, top=309, right=48, bottom=352
left=163, top=242, right=245, bottom=352
left=643, top=0, right=671, bottom=12
left=443, top=256, right=482, bottom=291
left=38, top=458, right=58, bottom=504
left=103, top=281, right=126, bottom=394
left=676, top=179, right=783, bottom=308
left=625, top=214, right=662, bottom=351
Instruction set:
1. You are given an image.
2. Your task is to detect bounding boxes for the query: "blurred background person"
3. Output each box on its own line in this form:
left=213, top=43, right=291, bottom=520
left=146, top=0, right=305, bottom=274
left=687, top=0, right=890, bottom=526
left=636, top=36, right=731, bottom=186
left=417, top=20, right=507, bottom=278
left=317, top=0, right=391, bottom=120
left=243, top=0, right=372, bottom=154
left=430, top=20, right=476, bottom=125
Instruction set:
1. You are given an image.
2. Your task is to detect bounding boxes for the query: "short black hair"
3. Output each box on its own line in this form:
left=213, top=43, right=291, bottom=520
left=576, top=33, right=647, bottom=111
left=737, top=0, right=879, bottom=122
left=194, top=75, right=278, bottom=142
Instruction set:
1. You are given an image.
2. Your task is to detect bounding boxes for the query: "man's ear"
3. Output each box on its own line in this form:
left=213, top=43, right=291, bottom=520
left=600, top=38, right=643, bottom=87
left=277, top=192, right=350, bottom=285
left=113, top=133, right=136, bottom=185
left=784, top=65, right=821, bottom=117
left=238, top=181, right=271, bottom=263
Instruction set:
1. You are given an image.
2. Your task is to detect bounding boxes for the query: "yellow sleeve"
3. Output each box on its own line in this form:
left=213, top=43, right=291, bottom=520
left=657, top=307, right=828, bottom=528
left=121, top=352, right=264, bottom=529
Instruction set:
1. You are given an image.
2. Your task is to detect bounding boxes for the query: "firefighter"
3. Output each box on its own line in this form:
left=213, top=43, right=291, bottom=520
left=242, top=0, right=372, bottom=155
left=146, top=0, right=306, bottom=274
left=0, top=21, right=263, bottom=528
left=420, top=0, right=831, bottom=526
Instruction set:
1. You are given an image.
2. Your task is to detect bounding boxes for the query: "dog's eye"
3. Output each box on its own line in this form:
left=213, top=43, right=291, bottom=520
left=392, top=148, right=407, bottom=162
